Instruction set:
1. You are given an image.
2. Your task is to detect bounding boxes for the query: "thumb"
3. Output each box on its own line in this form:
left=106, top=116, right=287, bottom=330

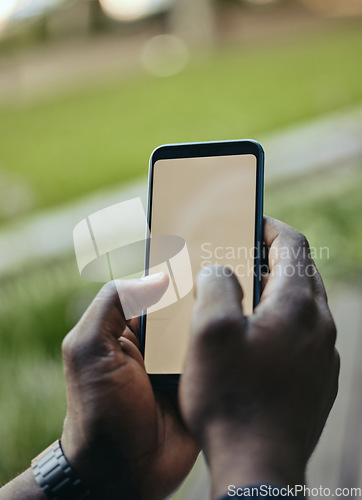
left=191, top=265, right=246, bottom=350
left=65, top=273, right=169, bottom=354
left=116, top=272, right=170, bottom=320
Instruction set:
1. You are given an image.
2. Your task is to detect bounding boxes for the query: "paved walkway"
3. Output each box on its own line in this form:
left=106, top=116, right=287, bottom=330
left=309, top=285, right=362, bottom=495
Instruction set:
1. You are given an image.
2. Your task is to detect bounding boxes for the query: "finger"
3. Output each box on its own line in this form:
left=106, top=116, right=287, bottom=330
left=124, top=317, right=142, bottom=343
left=182, top=266, right=246, bottom=423
left=118, top=336, right=145, bottom=367
left=191, top=265, right=246, bottom=347
left=120, top=325, right=140, bottom=348
left=261, top=272, right=269, bottom=293
left=264, top=216, right=328, bottom=302
left=263, top=216, right=331, bottom=313
left=116, top=272, right=170, bottom=320
left=310, top=261, right=328, bottom=302
left=259, top=216, right=315, bottom=307
left=263, top=215, right=312, bottom=268
left=64, top=273, right=169, bottom=356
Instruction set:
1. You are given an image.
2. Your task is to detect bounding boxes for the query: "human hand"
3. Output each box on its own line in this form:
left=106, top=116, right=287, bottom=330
left=61, top=274, right=199, bottom=500
left=179, top=216, right=339, bottom=499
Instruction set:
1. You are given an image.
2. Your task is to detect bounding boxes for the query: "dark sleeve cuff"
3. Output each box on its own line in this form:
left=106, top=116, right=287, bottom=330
left=217, top=484, right=305, bottom=499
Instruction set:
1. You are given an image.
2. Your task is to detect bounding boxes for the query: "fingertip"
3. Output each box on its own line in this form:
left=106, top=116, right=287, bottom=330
left=139, top=271, right=169, bottom=291
left=198, top=264, right=235, bottom=283
left=139, top=271, right=169, bottom=295
left=263, top=215, right=302, bottom=249
left=196, top=265, right=244, bottom=306
left=114, top=273, right=170, bottom=321
left=140, top=271, right=168, bottom=283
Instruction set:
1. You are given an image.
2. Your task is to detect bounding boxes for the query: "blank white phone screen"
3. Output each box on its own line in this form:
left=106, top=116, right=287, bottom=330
left=145, top=154, right=257, bottom=374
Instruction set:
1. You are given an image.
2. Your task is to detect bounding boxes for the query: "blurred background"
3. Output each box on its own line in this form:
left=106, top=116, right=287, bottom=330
left=0, top=0, right=361, bottom=497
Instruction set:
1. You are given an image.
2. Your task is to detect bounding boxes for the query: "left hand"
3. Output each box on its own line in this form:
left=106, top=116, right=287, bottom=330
left=61, top=273, right=199, bottom=500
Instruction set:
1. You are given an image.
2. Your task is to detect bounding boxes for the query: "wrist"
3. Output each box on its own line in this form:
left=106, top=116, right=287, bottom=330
left=203, top=423, right=306, bottom=500
left=0, top=468, right=48, bottom=500
left=61, top=436, right=141, bottom=500
left=31, top=440, right=93, bottom=500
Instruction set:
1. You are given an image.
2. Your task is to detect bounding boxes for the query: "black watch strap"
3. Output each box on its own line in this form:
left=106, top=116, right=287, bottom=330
left=31, top=440, right=93, bottom=500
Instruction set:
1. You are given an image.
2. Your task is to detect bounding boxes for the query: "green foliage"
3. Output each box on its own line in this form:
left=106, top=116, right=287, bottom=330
left=266, top=163, right=362, bottom=283
left=0, top=260, right=99, bottom=484
left=0, top=353, right=65, bottom=483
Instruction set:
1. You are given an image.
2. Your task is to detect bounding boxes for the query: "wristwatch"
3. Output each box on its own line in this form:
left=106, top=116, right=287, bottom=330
left=31, top=440, right=92, bottom=500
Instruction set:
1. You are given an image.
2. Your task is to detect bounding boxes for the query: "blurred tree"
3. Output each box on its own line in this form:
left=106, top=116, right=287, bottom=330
left=37, top=14, right=50, bottom=42
left=168, top=0, right=216, bottom=46
left=88, top=0, right=108, bottom=33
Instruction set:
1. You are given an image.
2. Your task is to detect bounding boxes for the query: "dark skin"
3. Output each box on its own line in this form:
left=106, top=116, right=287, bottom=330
left=0, top=217, right=339, bottom=500
left=60, top=275, right=199, bottom=500
left=180, top=216, right=340, bottom=498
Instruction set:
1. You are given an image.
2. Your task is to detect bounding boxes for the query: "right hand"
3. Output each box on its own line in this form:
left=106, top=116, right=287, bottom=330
left=179, top=216, right=340, bottom=499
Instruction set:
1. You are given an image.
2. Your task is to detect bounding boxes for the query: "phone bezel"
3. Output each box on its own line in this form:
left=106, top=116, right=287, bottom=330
left=140, top=139, right=264, bottom=390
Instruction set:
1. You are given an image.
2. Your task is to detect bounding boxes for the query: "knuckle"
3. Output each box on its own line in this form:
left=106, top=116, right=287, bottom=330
left=334, top=348, right=341, bottom=373
left=331, top=348, right=340, bottom=399
left=291, top=287, right=316, bottom=316
left=281, top=287, right=318, bottom=330
left=61, top=329, right=86, bottom=368
left=314, top=301, right=337, bottom=347
left=61, top=331, right=74, bottom=359
left=117, top=289, right=127, bottom=309
left=294, top=231, right=310, bottom=250
left=324, top=313, right=337, bottom=346
left=99, top=280, right=119, bottom=301
left=97, top=281, right=122, bottom=316
left=298, top=287, right=315, bottom=309
left=194, top=309, right=243, bottom=340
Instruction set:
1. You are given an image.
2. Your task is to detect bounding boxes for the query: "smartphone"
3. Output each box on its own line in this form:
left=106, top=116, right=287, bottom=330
left=140, top=140, right=264, bottom=390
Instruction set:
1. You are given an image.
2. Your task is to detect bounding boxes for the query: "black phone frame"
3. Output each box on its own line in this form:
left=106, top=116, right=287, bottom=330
left=140, top=139, right=264, bottom=391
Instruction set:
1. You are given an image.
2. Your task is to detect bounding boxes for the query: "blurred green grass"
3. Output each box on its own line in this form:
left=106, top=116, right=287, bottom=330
left=0, top=261, right=100, bottom=482
left=0, top=24, right=362, bottom=221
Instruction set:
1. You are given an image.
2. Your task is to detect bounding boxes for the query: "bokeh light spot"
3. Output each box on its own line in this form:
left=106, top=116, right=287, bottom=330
left=99, top=0, right=172, bottom=22
left=0, top=0, right=18, bottom=31
left=141, top=34, right=189, bottom=77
